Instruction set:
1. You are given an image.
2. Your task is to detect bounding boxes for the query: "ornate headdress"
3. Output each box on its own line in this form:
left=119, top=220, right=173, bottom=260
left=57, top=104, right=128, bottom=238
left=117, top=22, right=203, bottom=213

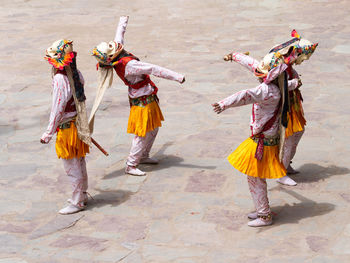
left=45, top=39, right=75, bottom=70
left=269, top=30, right=318, bottom=65
left=255, top=29, right=318, bottom=78
left=255, top=52, right=285, bottom=78
left=92, top=41, right=123, bottom=66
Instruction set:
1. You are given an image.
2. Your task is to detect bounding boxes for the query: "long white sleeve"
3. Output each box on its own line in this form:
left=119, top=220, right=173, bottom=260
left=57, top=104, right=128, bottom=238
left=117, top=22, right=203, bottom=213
left=231, top=52, right=259, bottom=73
left=114, top=16, right=129, bottom=44
left=41, top=74, right=71, bottom=143
left=125, top=60, right=184, bottom=83
left=218, top=83, right=271, bottom=110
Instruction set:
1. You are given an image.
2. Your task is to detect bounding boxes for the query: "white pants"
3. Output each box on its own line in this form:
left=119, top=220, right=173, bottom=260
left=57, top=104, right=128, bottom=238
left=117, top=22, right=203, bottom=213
left=126, top=128, right=159, bottom=166
left=247, top=176, right=270, bottom=216
left=62, top=157, right=88, bottom=207
left=283, top=130, right=304, bottom=168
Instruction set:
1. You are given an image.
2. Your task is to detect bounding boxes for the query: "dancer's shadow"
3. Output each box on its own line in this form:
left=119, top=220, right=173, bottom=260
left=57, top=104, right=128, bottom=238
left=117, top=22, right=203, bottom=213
left=141, top=141, right=216, bottom=172
left=103, top=167, right=125, bottom=179
left=85, top=189, right=133, bottom=210
left=257, top=187, right=335, bottom=232
left=141, top=154, right=217, bottom=172
left=103, top=141, right=216, bottom=179
left=290, top=163, right=350, bottom=183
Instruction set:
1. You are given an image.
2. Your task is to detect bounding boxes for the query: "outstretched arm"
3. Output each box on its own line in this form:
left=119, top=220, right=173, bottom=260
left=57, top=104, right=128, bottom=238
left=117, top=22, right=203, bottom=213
left=40, top=75, right=70, bottom=143
left=114, top=16, right=129, bottom=45
left=125, top=60, right=185, bottom=83
left=212, top=83, right=270, bottom=114
left=224, top=52, right=259, bottom=73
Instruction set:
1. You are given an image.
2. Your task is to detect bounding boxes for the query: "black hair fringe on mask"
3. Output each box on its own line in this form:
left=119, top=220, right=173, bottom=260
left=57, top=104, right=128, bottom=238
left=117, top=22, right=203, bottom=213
left=70, top=52, right=86, bottom=102
left=281, top=71, right=289, bottom=128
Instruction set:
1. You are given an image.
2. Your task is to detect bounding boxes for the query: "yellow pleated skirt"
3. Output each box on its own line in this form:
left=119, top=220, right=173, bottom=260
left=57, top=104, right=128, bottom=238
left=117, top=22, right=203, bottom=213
left=55, top=121, right=90, bottom=159
left=127, top=101, right=164, bottom=137
left=285, top=104, right=306, bottom=138
left=227, top=138, right=286, bottom=179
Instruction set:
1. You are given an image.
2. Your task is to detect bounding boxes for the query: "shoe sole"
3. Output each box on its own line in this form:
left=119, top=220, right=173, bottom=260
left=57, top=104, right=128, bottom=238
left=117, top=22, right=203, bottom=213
left=248, top=222, right=273, bottom=227
left=59, top=208, right=84, bottom=215
left=125, top=172, right=146, bottom=176
left=276, top=180, right=297, bottom=186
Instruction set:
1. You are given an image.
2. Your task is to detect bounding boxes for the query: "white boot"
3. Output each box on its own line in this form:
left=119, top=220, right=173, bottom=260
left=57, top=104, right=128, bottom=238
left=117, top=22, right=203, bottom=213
left=248, top=211, right=258, bottom=220
left=248, top=214, right=273, bottom=227
left=277, top=175, right=297, bottom=186
left=140, top=157, right=159, bottom=164
left=125, top=165, right=146, bottom=176
left=59, top=204, right=84, bottom=215
left=67, top=193, right=89, bottom=206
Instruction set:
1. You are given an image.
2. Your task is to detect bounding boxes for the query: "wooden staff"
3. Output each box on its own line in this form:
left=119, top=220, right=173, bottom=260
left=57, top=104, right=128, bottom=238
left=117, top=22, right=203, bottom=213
left=91, top=137, right=109, bottom=156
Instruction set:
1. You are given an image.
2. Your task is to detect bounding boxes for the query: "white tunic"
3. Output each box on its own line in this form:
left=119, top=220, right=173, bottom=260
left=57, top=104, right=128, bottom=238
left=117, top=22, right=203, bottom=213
left=218, top=65, right=299, bottom=137
left=40, top=72, right=84, bottom=143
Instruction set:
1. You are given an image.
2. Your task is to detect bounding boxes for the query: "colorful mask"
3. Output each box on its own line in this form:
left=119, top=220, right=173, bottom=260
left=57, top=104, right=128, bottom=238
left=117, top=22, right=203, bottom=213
left=269, top=30, right=318, bottom=66
left=45, top=39, right=74, bottom=70
left=293, top=39, right=318, bottom=65
left=92, top=41, right=123, bottom=65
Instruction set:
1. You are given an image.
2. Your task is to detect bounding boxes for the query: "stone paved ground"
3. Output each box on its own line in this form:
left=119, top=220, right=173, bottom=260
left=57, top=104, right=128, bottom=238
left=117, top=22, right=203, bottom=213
left=1, top=0, right=350, bottom=262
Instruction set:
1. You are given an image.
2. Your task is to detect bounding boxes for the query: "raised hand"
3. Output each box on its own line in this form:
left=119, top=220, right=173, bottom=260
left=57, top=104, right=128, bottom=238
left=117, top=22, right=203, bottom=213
left=120, top=15, right=129, bottom=21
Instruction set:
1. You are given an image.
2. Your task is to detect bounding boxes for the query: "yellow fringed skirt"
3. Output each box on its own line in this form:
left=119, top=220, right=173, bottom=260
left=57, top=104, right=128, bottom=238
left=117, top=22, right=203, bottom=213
left=227, top=138, right=286, bottom=179
left=127, top=100, right=164, bottom=137
left=285, top=103, right=306, bottom=138
left=55, top=121, right=90, bottom=159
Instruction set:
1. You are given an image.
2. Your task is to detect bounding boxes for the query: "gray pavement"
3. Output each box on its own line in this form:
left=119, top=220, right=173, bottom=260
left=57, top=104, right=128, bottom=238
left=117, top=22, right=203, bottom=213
left=1, top=0, right=350, bottom=262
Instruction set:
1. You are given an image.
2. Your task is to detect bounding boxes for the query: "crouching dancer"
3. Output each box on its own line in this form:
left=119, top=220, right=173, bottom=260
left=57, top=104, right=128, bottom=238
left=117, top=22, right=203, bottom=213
left=90, top=16, right=185, bottom=176
left=41, top=39, right=91, bottom=214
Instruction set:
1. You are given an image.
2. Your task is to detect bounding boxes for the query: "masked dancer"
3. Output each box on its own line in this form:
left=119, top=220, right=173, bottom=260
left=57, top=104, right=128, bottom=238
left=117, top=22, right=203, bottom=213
left=90, top=16, right=185, bottom=176
left=41, top=39, right=91, bottom=214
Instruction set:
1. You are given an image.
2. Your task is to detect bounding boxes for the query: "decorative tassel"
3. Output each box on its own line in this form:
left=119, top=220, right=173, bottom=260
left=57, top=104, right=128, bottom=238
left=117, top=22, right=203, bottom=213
left=255, top=137, right=264, bottom=161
